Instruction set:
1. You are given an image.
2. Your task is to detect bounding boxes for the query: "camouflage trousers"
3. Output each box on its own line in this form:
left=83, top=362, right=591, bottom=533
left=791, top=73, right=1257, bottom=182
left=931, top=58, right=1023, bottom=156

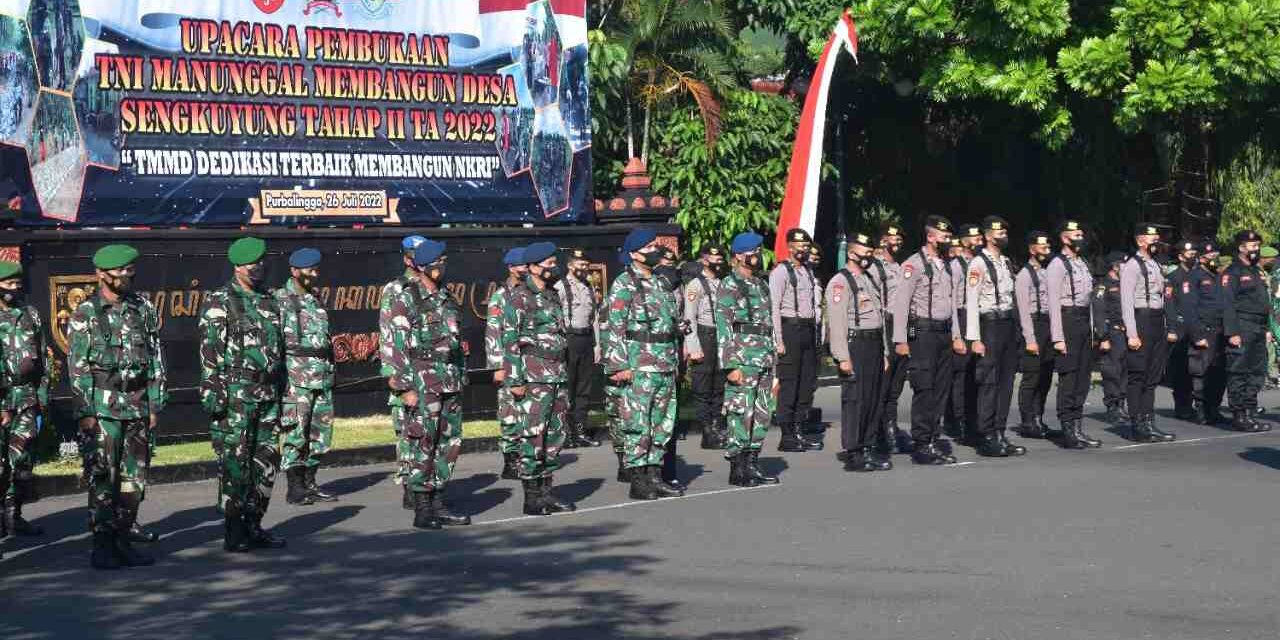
left=605, top=381, right=624, bottom=453
left=515, top=383, right=567, bottom=480
left=497, top=385, right=522, bottom=455
left=400, top=393, right=462, bottom=493
left=280, top=386, right=333, bottom=471
left=1, top=406, right=38, bottom=500
left=211, top=400, right=280, bottom=521
left=87, top=417, right=149, bottom=534
left=620, top=371, right=676, bottom=469
left=724, top=371, right=774, bottom=456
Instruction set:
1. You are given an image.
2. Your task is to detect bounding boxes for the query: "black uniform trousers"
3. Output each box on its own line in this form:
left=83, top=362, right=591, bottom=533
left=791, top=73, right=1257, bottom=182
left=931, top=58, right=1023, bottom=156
left=907, top=322, right=954, bottom=444
left=1099, top=326, right=1127, bottom=407
left=1018, top=315, right=1054, bottom=419
left=1168, top=336, right=1193, bottom=411
left=565, top=331, right=596, bottom=429
left=689, top=327, right=725, bottom=426
left=946, top=312, right=976, bottom=430
left=1189, top=328, right=1226, bottom=411
left=1055, top=309, right=1094, bottom=422
left=1227, top=318, right=1268, bottom=412
left=776, top=318, right=818, bottom=425
left=839, top=331, right=886, bottom=451
left=880, top=315, right=909, bottom=431
left=1126, top=310, right=1169, bottom=417
left=974, top=316, right=1018, bottom=437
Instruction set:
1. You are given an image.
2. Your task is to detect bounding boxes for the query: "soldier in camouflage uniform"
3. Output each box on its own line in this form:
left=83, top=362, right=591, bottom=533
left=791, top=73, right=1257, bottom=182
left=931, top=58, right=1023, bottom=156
left=198, top=237, right=288, bottom=552
left=275, top=248, right=337, bottom=506
left=488, top=247, right=526, bottom=480
left=67, top=245, right=166, bottom=569
left=382, top=235, right=426, bottom=510
left=379, top=239, right=470, bottom=530
left=603, top=251, right=631, bottom=482
left=605, top=229, right=684, bottom=500
left=715, top=233, right=780, bottom=486
left=501, top=242, right=577, bottom=515
left=1, top=261, right=48, bottom=550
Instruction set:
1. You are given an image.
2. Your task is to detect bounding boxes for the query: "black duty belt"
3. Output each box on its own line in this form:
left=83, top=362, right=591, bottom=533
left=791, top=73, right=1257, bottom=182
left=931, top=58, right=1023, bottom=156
left=1062, top=306, right=1090, bottom=317
left=1108, top=322, right=1125, bottom=332
left=227, top=367, right=282, bottom=385
left=781, top=316, right=816, bottom=325
left=1031, top=312, right=1048, bottom=322
left=733, top=323, right=770, bottom=337
left=848, top=328, right=884, bottom=340
left=522, top=345, right=566, bottom=360
left=566, top=327, right=593, bottom=336
left=696, top=324, right=717, bottom=334
left=980, top=310, right=1016, bottom=321
left=91, top=370, right=149, bottom=393
left=910, top=318, right=951, bottom=332
left=287, top=346, right=333, bottom=359
left=625, top=330, right=677, bottom=344
left=1135, top=308, right=1163, bottom=316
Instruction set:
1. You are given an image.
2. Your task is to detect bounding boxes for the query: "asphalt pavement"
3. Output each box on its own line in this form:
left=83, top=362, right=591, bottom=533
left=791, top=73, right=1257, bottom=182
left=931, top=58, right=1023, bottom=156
left=3, top=384, right=1279, bottom=640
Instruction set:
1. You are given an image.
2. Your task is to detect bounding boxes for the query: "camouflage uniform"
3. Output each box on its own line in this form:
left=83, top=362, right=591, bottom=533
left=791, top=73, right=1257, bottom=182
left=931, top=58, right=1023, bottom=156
left=501, top=276, right=568, bottom=479
left=274, top=280, right=334, bottom=472
left=378, top=278, right=465, bottom=494
left=604, top=267, right=680, bottom=470
left=1, top=301, right=49, bottom=531
left=715, top=271, right=776, bottom=456
left=379, top=269, right=417, bottom=485
left=198, top=282, right=285, bottom=523
left=486, top=281, right=521, bottom=456
left=68, top=291, right=166, bottom=535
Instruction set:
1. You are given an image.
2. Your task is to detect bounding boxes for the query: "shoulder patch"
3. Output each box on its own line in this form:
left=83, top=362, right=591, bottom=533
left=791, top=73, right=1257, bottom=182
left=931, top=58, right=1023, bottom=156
left=1222, top=274, right=1231, bottom=287
left=1182, top=281, right=1190, bottom=294
left=903, top=265, right=913, bottom=279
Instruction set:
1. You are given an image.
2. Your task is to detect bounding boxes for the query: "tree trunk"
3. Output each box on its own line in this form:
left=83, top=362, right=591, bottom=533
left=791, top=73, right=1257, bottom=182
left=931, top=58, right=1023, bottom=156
left=625, top=93, right=635, bottom=159
left=641, top=68, right=656, bottom=163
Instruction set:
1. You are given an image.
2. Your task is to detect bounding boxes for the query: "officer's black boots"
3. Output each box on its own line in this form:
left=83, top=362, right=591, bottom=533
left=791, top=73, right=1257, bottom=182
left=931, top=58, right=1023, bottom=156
left=1060, top=420, right=1088, bottom=449
left=432, top=487, right=472, bottom=525
left=615, top=452, right=631, bottom=483
left=1145, top=416, right=1176, bottom=442
left=112, top=529, right=155, bottom=567
left=777, top=422, right=807, bottom=452
left=1019, top=413, right=1044, bottom=439
left=1104, top=402, right=1128, bottom=426
left=976, top=434, right=1009, bottom=457
left=628, top=468, right=657, bottom=500
left=1132, top=415, right=1175, bottom=442
left=500, top=452, right=519, bottom=480
left=728, top=453, right=756, bottom=486
left=567, top=422, right=601, bottom=448
left=540, top=477, right=576, bottom=513
left=247, top=519, right=286, bottom=549
left=4, top=495, right=43, bottom=536
left=223, top=505, right=250, bottom=553
left=91, top=531, right=123, bottom=569
left=305, top=467, right=337, bottom=502
left=744, top=451, right=779, bottom=484
left=414, top=490, right=443, bottom=528
left=650, top=467, right=684, bottom=497
left=285, top=467, right=312, bottom=505
left=797, top=422, right=824, bottom=450
left=700, top=420, right=725, bottom=450
left=999, top=431, right=1027, bottom=456
left=866, top=448, right=893, bottom=471
left=843, top=448, right=876, bottom=472
left=1233, top=411, right=1272, bottom=433
left=911, top=441, right=956, bottom=465
left=127, top=521, right=159, bottom=543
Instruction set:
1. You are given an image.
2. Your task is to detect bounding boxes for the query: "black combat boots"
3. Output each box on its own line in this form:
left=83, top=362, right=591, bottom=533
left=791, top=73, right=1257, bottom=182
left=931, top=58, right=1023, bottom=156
left=566, top=422, right=601, bottom=448
left=223, top=504, right=250, bottom=553
left=650, top=467, right=684, bottom=497
left=615, top=452, right=630, bottom=483
left=1019, top=413, right=1044, bottom=439
left=843, top=448, right=876, bottom=472
left=539, top=477, right=576, bottom=513
left=414, top=490, right=442, bottom=529
left=3, top=494, right=43, bottom=536
left=91, top=531, right=122, bottom=569
left=976, top=434, right=1009, bottom=457
left=500, top=452, right=519, bottom=480
left=305, top=467, right=337, bottom=502
left=911, top=440, right=956, bottom=465
left=745, top=451, right=779, bottom=484
left=628, top=466, right=657, bottom=500
left=432, top=487, right=472, bottom=525
left=728, top=453, right=756, bottom=487
left=247, top=518, right=287, bottom=549
left=998, top=430, right=1026, bottom=456
left=865, top=447, right=894, bottom=471
left=777, top=422, right=807, bottom=452
left=285, top=467, right=312, bottom=505
left=112, top=528, right=155, bottom=567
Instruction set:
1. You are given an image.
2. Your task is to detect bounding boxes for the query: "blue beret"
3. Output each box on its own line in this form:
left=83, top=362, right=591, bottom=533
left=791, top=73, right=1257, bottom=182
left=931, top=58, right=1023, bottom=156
left=623, top=229, right=657, bottom=254
left=402, top=235, right=426, bottom=251
left=730, top=232, right=764, bottom=254
left=522, top=241, right=557, bottom=264
left=503, top=247, right=524, bottom=266
left=289, top=248, right=321, bottom=268
left=413, top=239, right=446, bottom=266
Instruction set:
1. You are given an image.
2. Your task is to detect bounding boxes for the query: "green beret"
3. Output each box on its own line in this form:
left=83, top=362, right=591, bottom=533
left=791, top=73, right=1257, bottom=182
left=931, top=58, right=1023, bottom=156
left=1261, top=246, right=1278, bottom=258
left=228, top=237, right=267, bottom=265
left=0, top=261, right=20, bottom=280
left=93, top=244, right=140, bottom=270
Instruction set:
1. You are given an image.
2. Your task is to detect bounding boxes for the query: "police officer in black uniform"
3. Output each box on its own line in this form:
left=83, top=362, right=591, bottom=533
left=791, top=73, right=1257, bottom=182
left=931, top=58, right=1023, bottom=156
left=1092, top=251, right=1130, bottom=425
left=1165, top=240, right=1199, bottom=421
left=1222, top=230, right=1274, bottom=432
left=1182, top=240, right=1229, bottom=426
left=945, top=226, right=981, bottom=441
left=683, top=245, right=728, bottom=449
left=1120, top=223, right=1177, bottom=442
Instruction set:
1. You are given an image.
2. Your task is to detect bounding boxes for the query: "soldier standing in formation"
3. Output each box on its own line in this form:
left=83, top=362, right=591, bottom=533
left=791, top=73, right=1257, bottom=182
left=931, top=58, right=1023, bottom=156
left=715, top=232, right=779, bottom=485
left=893, top=215, right=964, bottom=465
left=275, top=249, right=337, bottom=505
left=684, top=245, right=728, bottom=450
left=603, top=251, right=631, bottom=482
left=1014, top=231, right=1054, bottom=438
left=1093, top=251, right=1130, bottom=425
left=826, top=233, right=891, bottom=472
left=379, top=240, right=469, bottom=529
left=1221, top=230, right=1274, bottom=432
left=487, top=247, right=526, bottom=480
left=68, top=245, right=166, bottom=568
left=947, top=225, right=981, bottom=440
left=770, top=229, right=823, bottom=452
left=1047, top=221, right=1102, bottom=449
left=503, top=242, right=578, bottom=514
left=1166, top=240, right=1200, bottom=421
left=0, top=260, right=47, bottom=556
left=555, top=248, right=602, bottom=449
left=1182, top=241, right=1229, bottom=425
left=605, top=230, right=683, bottom=500
left=654, top=246, right=687, bottom=491
left=199, top=238, right=288, bottom=551
left=1120, top=224, right=1178, bottom=442
left=382, top=235, right=426, bottom=510
left=964, top=217, right=1026, bottom=457
left=869, top=225, right=907, bottom=454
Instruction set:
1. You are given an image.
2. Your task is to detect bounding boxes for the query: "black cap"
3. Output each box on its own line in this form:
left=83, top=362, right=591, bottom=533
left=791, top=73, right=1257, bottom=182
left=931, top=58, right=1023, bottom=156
left=1201, top=240, right=1220, bottom=254
left=961, top=224, right=982, bottom=238
left=880, top=224, right=903, bottom=239
left=1027, top=231, right=1050, bottom=246
left=1174, top=239, right=1198, bottom=253
left=1235, top=229, right=1262, bottom=245
left=699, top=245, right=723, bottom=257
left=924, top=215, right=953, bottom=233
left=849, top=232, right=873, bottom=247
left=982, top=216, right=1008, bottom=233
left=1134, top=222, right=1161, bottom=236
left=1105, top=251, right=1128, bottom=265
left=785, top=228, right=813, bottom=243
left=1056, top=220, right=1083, bottom=234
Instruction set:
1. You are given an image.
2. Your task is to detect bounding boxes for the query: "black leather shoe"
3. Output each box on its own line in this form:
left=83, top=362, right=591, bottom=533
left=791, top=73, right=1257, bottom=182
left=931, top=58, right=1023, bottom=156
left=628, top=468, right=657, bottom=500
left=247, top=520, right=287, bottom=549
left=1074, top=423, right=1102, bottom=448
left=615, top=452, right=631, bottom=483
left=1145, top=417, right=1176, bottom=442
left=650, top=467, right=685, bottom=497
left=500, top=452, right=519, bottom=480
left=746, top=451, right=780, bottom=484
left=223, top=512, right=250, bottom=553
left=1059, top=420, right=1087, bottom=449
left=127, top=521, right=159, bottom=543
left=305, top=467, right=338, bottom=502
left=797, top=423, right=824, bottom=451
left=540, top=477, right=577, bottom=513
left=92, top=532, right=123, bottom=569
left=568, top=423, right=602, bottom=448
left=1174, top=406, right=1198, bottom=421
left=728, top=453, right=758, bottom=486
left=1019, top=414, right=1044, bottom=439
left=285, top=468, right=312, bottom=505
left=911, top=442, right=954, bottom=465
left=432, top=490, right=472, bottom=525
left=866, top=448, right=894, bottom=471
left=976, top=435, right=1009, bottom=457
left=999, top=431, right=1026, bottom=456
left=414, top=490, right=444, bottom=528
left=113, top=531, right=155, bottom=567
left=777, top=423, right=807, bottom=452
left=700, top=426, right=723, bottom=450
left=843, top=448, right=876, bottom=472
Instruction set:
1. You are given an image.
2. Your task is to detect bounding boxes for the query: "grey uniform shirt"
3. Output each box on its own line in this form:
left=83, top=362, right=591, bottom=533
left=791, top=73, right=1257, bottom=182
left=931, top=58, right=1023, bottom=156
left=964, top=249, right=1016, bottom=341
left=1046, top=253, right=1094, bottom=343
left=1014, top=263, right=1049, bottom=344
left=554, top=275, right=598, bottom=338
left=892, top=251, right=961, bottom=343
left=683, top=272, right=720, bottom=358
left=868, top=257, right=902, bottom=315
left=1120, top=254, right=1165, bottom=341
left=769, top=260, right=820, bottom=345
left=950, top=257, right=968, bottom=309
left=825, top=267, right=885, bottom=363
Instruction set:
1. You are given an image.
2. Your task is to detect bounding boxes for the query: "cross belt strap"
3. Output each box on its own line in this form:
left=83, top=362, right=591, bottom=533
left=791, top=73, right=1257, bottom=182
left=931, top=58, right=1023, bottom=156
left=733, top=322, right=770, bottom=337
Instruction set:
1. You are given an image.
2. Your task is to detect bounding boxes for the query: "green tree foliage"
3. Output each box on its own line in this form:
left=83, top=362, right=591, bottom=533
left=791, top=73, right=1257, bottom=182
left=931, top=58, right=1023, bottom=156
left=1215, top=142, right=1280, bottom=244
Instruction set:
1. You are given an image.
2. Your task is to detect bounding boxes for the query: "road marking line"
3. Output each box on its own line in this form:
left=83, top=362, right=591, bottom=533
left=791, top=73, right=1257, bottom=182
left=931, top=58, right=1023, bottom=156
left=474, top=484, right=782, bottom=527
left=950, top=462, right=977, bottom=467
left=1108, top=431, right=1266, bottom=450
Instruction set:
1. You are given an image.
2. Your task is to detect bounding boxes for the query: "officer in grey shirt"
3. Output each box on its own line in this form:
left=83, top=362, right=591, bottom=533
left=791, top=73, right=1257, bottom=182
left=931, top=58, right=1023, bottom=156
left=1046, top=220, right=1103, bottom=449
left=684, top=245, right=728, bottom=449
left=869, top=225, right=909, bottom=454
left=1014, top=231, right=1054, bottom=439
left=770, top=228, right=823, bottom=452
left=964, top=216, right=1025, bottom=457
left=1120, top=223, right=1178, bottom=442
left=555, top=249, right=602, bottom=448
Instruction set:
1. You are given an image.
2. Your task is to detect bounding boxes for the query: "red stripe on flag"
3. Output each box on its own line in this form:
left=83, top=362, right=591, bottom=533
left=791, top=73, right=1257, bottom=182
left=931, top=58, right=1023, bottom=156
left=479, top=0, right=586, bottom=17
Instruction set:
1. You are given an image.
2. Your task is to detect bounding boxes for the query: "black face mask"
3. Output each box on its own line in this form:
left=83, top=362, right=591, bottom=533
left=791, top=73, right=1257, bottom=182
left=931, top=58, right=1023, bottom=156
left=708, top=261, right=727, bottom=277
left=535, top=264, right=559, bottom=285
left=1070, top=237, right=1089, bottom=253
left=297, top=274, right=316, bottom=290
left=857, top=256, right=873, bottom=270
left=746, top=254, right=762, bottom=272
left=1031, top=253, right=1047, bottom=265
left=794, top=250, right=810, bottom=264
left=244, top=263, right=266, bottom=290
left=0, top=288, right=21, bottom=305
left=655, top=265, right=679, bottom=291
left=1148, top=241, right=1166, bottom=256
left=1246, top=251, right=1261, bottom=265
left=1180, top=255, right=1197, bottom=268
left=107, top=273, right=134, bottom=295
left=636, top=250, right=662, bottom=267
left=992, top=236, right=1009, bottom=249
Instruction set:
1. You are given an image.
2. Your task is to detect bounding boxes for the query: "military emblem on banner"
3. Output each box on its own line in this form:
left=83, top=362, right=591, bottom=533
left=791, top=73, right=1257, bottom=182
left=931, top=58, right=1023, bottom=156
left=48, top=274, right=98, bottom=354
